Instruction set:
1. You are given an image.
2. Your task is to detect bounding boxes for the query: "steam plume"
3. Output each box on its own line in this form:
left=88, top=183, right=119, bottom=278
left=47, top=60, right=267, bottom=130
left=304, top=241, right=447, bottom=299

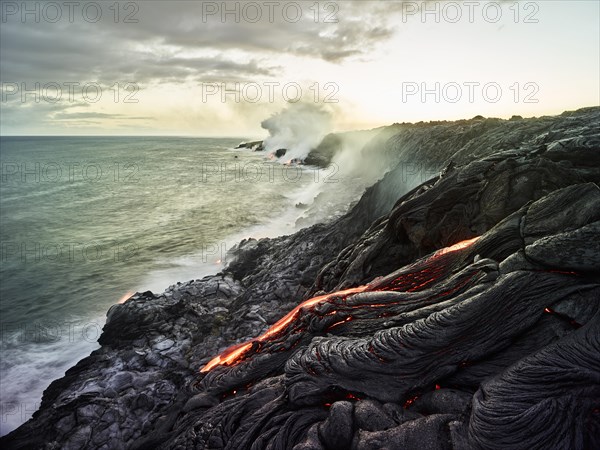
left=261, top=103, right=332, bottom=162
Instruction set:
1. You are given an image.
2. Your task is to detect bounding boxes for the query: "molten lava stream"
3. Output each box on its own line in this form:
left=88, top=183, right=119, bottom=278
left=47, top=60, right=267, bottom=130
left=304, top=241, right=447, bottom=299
left=200, top=286, right=367, bottom=372
left=431, top=237, right=479, bottom=257
left=200, top=237, right=480, bottom=373
left=200, top=341, right=256, bottom=373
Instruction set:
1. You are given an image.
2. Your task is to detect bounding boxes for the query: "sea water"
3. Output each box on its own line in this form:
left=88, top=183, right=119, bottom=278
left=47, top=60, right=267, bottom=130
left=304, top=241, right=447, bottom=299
left=0, top=136, right=348, bottom=435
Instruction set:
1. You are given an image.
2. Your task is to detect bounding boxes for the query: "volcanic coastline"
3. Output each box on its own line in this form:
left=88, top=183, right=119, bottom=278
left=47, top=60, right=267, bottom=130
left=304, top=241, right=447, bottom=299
left=2, top=107, right=599, bottom=450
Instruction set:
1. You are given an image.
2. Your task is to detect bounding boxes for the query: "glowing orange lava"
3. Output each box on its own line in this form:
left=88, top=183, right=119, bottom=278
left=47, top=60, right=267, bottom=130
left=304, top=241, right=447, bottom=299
left=201, top=342, right=254, bottom=372
left=432, top=237, right=480, bottom=258
left=200, top=237, right=480, bottom=373
left=118, top=291, right=135, bottom=304
left=259, top=286, right=368, bottom=341
left=201, top=286, right=367, bottom=372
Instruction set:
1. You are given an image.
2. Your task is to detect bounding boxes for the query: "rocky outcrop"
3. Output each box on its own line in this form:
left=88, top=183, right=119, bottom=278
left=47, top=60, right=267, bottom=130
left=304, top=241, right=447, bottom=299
left=2, top=277, right=245, bottom=449
left=235, top=140, right=264, bottom=151
left=303, top=133, right=343, bottom=167
left=2, top=107, right=599, bottom=449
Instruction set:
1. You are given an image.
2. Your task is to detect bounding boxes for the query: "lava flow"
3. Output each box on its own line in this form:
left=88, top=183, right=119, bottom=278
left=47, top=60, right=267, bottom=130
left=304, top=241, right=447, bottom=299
left=201, top=286, right=368, bottom=372
left=201, top=237, right=480, bottom=373
left=431, top=237, right=480, bottom=257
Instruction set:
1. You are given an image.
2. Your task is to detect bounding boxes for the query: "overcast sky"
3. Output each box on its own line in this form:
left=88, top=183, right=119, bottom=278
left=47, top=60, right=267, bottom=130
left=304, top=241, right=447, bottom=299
left=1, top=0, right=598, bottom=136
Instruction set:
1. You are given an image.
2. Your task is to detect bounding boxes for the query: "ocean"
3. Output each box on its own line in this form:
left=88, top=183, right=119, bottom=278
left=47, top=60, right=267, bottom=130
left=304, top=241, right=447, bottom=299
left=0, top=136, right=357, bottom=435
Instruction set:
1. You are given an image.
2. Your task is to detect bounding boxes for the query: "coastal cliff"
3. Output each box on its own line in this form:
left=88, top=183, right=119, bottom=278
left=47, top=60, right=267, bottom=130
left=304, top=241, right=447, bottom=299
left=3, top=107, right=599, bottom=449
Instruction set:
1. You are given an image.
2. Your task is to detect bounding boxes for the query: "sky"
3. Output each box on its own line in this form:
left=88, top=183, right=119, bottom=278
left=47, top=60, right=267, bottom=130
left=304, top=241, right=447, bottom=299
left=0, top=0, right=599, bottom=136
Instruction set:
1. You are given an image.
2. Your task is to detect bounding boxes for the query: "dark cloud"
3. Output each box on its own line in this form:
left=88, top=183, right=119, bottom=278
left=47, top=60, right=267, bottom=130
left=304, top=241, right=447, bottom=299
left=0, top=19, right=280, bottom=84
left=0, top=1, right=404, bottom=84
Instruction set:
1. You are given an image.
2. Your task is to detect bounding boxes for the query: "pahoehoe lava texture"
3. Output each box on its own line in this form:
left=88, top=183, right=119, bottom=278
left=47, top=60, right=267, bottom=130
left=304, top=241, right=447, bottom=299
left=2, top=107, right=599, bottom=450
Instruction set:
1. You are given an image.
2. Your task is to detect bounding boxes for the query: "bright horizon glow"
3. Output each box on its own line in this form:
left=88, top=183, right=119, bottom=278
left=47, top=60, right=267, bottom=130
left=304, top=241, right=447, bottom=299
left=1, top=1, right=598, bottom=136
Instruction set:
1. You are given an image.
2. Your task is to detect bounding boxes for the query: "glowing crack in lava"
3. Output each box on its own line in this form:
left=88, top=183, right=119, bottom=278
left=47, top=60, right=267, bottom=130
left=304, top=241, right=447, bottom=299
left=431, top=237, right=480, bottom=257
left=201, top=285, right=368, bottom=372
left=201, top=237, right=480, bottom=373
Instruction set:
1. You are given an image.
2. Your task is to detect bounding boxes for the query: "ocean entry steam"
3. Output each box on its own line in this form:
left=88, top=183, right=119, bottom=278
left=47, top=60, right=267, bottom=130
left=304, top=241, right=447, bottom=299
left=261, top=103, right=332, bottom=163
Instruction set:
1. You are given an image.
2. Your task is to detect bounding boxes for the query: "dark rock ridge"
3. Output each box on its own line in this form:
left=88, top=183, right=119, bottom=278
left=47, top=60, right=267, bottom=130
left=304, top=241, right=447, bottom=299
left=303, top=129, right=380, bottom=168
left=2, top=107, right=599, bottom=449
left=235, top=140, right=264, bottom=151
left=274, top=148, right=287, bottom=158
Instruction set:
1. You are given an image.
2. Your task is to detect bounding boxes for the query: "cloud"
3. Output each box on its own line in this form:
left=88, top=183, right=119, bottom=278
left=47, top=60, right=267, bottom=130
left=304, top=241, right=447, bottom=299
left=0, top=2, right=404, bottom=84
left=0, top=21, right=280, bottom=85
left=0, top=1, right=414, bottom=134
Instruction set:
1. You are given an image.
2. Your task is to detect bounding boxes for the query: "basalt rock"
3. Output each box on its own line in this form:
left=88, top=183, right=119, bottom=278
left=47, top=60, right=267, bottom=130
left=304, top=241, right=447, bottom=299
left=274, top=148, right=287, bottom=158
left=235, top=140, right=264, bottom=151
left=2, top=107, right=599, bottom=450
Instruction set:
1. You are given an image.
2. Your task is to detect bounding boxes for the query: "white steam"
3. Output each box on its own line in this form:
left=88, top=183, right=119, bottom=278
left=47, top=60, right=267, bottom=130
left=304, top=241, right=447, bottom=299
left=257, top=104, right=400, bottom=228
left=261, top=103, right=332, bottom=162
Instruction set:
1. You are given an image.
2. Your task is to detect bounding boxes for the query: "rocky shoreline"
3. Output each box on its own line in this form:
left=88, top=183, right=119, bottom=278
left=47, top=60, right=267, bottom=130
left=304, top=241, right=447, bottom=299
left=2, top=107, right=599, bottom=449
